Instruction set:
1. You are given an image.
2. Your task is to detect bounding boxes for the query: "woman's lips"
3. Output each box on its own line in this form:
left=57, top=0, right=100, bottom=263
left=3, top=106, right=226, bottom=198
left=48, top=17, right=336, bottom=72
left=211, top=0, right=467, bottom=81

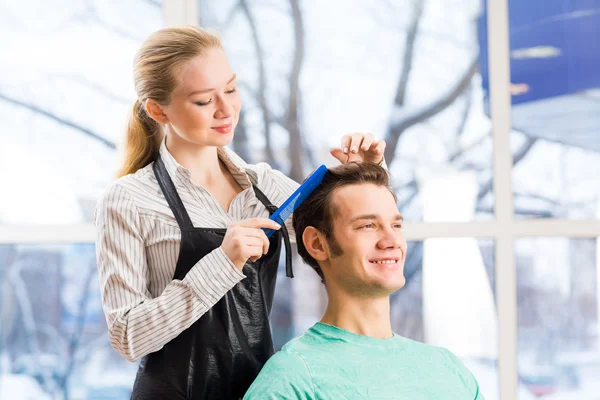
left=212, top=123, right=233, bottom=134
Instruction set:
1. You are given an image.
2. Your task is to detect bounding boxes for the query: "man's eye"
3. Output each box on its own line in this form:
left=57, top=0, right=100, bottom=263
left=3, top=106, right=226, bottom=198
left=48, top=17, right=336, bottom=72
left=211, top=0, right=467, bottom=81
left=361, top=224, right=374, bottom=229
left=394, top=223, right=403, bottom=229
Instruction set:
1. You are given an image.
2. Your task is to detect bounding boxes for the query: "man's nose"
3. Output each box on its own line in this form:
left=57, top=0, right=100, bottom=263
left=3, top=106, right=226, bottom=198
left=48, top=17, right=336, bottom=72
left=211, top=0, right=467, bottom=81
left=377, top=228, right=403, bottom=249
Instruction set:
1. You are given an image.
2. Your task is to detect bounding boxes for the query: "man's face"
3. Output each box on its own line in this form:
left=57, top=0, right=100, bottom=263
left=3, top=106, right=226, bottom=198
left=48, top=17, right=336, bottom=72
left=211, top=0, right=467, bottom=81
left=323, top=183, right=407, bottom=297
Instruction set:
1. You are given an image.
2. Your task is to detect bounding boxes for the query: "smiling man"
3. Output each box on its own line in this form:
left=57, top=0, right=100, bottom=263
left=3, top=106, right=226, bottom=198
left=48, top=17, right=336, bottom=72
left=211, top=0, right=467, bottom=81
left=243, top=162, right=484, bottom=400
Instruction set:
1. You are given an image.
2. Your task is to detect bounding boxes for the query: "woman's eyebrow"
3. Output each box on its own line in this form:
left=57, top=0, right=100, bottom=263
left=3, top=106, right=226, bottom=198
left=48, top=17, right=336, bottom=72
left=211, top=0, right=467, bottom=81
left=188, top=74, right=237, bottom=96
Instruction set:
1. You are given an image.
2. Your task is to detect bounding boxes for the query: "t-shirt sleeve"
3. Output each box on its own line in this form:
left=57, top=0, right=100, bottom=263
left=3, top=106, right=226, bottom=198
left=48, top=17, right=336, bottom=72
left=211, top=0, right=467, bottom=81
left=440, top=348, right=485, bottom=400
left=243, top=349, right=315, bottom=400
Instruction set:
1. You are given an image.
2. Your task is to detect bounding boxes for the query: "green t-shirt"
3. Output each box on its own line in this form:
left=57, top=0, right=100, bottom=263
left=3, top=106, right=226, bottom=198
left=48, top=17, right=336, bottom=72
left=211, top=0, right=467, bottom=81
left=244, top=322, right=484, bottom=400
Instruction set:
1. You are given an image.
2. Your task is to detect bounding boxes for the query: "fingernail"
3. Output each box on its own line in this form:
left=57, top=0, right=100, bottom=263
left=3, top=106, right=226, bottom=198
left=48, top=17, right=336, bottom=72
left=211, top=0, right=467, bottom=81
left=351, top=147, right=358, bottom=153
left=343, top=147, right=349, bottom=154
left=274, top=223, right=281, bottom=229
left=362, top=145, right=369, bottom=150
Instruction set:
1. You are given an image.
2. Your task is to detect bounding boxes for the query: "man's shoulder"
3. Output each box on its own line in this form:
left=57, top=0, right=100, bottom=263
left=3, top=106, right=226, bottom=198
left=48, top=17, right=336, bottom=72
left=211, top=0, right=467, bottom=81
left=280, top=331, right=321, bottom=352
left=243, top=341, right=315, bottom=399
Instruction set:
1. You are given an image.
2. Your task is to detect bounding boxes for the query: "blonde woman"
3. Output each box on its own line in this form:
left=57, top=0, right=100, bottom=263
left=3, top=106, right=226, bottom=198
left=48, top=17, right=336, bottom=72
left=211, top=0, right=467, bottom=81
left=94, top=26, right=385, bottom=399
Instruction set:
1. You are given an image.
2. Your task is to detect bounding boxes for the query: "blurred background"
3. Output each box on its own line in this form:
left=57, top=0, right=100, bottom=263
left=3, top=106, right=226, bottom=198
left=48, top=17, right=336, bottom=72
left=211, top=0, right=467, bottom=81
left=0, top=0, right=598, bottom=399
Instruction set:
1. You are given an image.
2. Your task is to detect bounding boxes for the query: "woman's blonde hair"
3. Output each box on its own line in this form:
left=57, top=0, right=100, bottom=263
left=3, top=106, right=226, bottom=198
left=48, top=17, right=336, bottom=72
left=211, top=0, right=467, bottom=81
left=118, top=26, right=222, bottom=177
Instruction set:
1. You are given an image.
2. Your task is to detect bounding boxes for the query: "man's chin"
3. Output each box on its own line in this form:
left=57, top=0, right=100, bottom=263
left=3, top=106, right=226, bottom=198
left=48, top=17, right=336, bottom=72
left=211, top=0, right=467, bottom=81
left=367, top=275, right=406, bottom=295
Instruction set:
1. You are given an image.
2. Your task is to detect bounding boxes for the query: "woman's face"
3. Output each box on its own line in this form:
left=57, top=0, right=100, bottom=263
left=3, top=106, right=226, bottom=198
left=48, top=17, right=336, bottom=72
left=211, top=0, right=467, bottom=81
left=162, top=47, right=242, bottom=147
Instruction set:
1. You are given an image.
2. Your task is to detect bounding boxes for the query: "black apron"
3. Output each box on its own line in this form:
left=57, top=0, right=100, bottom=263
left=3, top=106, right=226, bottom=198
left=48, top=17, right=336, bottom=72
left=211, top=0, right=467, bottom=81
left=131, top=155, right=293, bottom=400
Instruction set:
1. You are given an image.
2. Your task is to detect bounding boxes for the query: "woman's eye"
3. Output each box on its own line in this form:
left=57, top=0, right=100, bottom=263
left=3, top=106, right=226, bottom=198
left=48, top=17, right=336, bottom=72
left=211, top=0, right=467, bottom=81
left=195, top=99, right=212, bottom=106
left=394, top=224, right=403, bottom=229
left=225, top=87, right=237, bottom=94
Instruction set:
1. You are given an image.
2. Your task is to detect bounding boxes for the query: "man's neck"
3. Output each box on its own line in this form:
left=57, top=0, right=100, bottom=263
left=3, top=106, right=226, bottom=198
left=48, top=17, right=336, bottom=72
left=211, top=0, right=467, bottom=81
left=320, top=291, right=393, bottom=339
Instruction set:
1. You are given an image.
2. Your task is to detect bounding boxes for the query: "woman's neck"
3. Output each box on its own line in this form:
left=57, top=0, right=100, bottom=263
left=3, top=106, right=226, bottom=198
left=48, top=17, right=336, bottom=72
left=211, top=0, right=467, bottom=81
left=165, top=133, right=222, bottom=187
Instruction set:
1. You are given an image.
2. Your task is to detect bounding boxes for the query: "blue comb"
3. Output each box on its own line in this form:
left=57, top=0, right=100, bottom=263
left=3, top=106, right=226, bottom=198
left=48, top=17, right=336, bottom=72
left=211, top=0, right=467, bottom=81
left=263, top=164, right=328, bottom=238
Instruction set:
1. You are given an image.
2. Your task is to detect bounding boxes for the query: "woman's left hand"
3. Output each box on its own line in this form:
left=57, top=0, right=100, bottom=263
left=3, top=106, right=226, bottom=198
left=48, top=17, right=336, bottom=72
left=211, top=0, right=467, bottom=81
left=330, top=133, right=386, bottom=165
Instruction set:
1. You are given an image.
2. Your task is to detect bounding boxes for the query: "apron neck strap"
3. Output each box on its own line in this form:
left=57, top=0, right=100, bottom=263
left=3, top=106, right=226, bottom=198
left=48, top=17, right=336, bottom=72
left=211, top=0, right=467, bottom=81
left=253, top=186, right=294, bottom=278
left=153, top=154, right=194, bottom=230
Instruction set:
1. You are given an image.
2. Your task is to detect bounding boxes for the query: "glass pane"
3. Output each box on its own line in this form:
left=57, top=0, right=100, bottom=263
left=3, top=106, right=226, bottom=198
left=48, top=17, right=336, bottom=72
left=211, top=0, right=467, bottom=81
left=517, top=238, right=600, bottom=399
left=0, top=239, right=501, bottom=399
left=276, top=239, right=500, bottom=399
left=0, top=243, right=137, bottom=399
left=506, top=2, right=600, bottom=219
left=0, top=0, right=163, bottom=225
left=198, top=0, right=494, bottom=221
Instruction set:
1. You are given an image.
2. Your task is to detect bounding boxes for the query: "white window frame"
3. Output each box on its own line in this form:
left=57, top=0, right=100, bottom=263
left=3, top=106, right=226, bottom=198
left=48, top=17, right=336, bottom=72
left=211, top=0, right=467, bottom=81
left=1, top=1, right=598, bottom=399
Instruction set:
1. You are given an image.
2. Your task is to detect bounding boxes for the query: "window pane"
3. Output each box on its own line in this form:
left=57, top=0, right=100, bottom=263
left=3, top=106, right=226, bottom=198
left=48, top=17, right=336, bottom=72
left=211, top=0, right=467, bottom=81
left=507, top=3, right=600, bottom=219
left=277, top=239, right=500, bottom=399
left=517, top=238, right=600, bottom=398
left=0, top=1, right=162, bottom=225
left=0, top=243, right=137, bottom=399
left=198, top=0, right=494, bottom=221
left=0, top=238, right=502, bottom=399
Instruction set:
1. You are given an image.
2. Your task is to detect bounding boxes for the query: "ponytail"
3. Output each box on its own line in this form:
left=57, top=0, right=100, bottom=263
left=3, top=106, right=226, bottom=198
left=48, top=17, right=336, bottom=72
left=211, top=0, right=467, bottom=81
left=117, top=99, right=163, bottom=178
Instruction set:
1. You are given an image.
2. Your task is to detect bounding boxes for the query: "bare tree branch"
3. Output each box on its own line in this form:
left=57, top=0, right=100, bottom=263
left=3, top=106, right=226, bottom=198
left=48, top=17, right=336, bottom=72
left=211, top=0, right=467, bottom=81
left=384, top=58, right=478, bottom=165
left=301, top=133, right=318, bottom=171
left=52, top=74, right=131, bottom=104
left=477, top=137, right=537, bottom=201
left=286, top=0, right=305, bottom=182
left=394, top=179, right=418, bottom=210
left=239, top=0, right=278, bottom=167
left=232, top=109, right=253, bottom=163
left=7, top=263, right=42, bottom=379
left=0, top=93, right=116, bottom=149
left=455, top=83, right=472, bottom=137
left=395, top=0, right=425, bottom=106
left=477, top=205, right=554, bottom=218
left=58, top=263, right=97, bottom=399
left=142, top=0, right=160, bottom=7
left=449, top=129, right=489, bottom=163
left=79, top=0, right=144, bottom=42
left=514, top=191, right=564, bottom=207
left=216, top=2, right=242, bottom=31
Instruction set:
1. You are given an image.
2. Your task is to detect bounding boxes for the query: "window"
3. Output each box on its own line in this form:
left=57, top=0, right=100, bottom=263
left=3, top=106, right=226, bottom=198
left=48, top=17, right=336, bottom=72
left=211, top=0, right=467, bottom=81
left=0, top=0, right=162, bottom=225
left=198, top=0, right=493, bottom=222
left=517, top=238, right=599, bottom=398
left=1, top=0, right=599, bottom=398
left=0, top=243, right=138, bottom=398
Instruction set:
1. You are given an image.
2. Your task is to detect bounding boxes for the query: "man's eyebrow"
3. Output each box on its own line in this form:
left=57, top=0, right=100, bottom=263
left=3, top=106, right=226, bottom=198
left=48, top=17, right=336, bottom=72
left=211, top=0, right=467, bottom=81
left=188, top=74, right=236, bottom=96
left=349, top=214, right=404, bottom=223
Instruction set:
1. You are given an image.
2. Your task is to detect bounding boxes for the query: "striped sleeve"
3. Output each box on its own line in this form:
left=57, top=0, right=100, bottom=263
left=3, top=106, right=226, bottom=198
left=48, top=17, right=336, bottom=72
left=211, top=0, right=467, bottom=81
left=94, top=183, right=245, bottom=362
left=259, top=164, right=300, bottom=243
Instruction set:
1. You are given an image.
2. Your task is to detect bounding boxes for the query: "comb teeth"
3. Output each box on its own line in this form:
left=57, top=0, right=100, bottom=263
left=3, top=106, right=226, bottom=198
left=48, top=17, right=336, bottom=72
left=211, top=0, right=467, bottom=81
left=263, top=165, right=328, bottom=238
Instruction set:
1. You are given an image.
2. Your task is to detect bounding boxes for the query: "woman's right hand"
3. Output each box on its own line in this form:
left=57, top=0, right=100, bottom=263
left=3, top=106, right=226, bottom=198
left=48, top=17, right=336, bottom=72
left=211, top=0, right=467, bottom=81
left=221, top=218, right=282, bottom=271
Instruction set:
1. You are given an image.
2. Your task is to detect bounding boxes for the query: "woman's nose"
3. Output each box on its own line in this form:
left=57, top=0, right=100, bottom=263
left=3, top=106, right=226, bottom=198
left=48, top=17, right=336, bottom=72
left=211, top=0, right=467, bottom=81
left=214, top=96, right=234, bottom=119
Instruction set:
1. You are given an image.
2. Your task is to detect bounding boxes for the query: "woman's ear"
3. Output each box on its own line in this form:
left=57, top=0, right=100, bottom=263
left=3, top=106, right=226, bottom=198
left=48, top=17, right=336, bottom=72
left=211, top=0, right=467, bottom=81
left=302, top=226, right=329, bottom=262
left=145, top=99, right=170, bottom=124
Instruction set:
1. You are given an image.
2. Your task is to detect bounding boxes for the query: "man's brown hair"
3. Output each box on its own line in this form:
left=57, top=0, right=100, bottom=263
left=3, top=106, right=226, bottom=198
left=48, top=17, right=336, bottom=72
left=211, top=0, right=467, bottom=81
left=292, top=162, right=396, bottom=282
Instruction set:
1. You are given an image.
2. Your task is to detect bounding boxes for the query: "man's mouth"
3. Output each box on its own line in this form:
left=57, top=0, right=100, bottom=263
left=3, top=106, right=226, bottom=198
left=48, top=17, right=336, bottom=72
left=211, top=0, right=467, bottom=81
left=369, top=258, right=400, bottom=265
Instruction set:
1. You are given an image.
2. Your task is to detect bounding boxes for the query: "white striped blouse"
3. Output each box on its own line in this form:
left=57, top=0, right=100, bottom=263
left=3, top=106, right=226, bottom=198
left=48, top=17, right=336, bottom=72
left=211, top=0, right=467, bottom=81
left=94, top=141, right=299, bottom=362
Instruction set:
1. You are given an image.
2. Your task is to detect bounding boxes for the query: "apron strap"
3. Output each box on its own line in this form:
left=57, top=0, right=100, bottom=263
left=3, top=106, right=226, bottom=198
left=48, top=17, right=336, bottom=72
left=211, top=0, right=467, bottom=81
left=253, top=186, right=294, bottom=278
left=153, top=155, right=194, bottom=231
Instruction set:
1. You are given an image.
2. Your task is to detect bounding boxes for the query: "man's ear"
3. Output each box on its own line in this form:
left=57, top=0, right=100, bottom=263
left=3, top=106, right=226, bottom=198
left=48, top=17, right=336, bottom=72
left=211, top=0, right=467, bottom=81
left=302, top=226, right=329, bottom=262
left=145, top=99, right=170, bottom=124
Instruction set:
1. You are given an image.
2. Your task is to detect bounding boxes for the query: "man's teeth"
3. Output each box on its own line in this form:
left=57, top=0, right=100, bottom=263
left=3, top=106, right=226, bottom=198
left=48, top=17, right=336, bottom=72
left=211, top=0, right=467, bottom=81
left=371, top=260, right=397, bottom=264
